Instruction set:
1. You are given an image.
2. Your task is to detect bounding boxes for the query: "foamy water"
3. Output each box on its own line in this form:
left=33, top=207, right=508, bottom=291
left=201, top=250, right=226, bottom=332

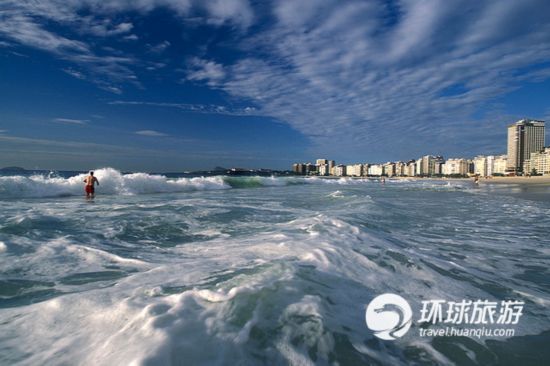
left=1, top=169, right=549, bottom=365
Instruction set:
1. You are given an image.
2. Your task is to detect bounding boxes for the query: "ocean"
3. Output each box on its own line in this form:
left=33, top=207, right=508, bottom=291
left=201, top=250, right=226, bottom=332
left=0, top=168, right=549, bottom=365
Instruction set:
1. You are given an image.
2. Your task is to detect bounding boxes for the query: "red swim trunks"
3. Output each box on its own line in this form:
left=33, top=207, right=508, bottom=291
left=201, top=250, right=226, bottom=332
left=85, top=185, right=94, bottom=194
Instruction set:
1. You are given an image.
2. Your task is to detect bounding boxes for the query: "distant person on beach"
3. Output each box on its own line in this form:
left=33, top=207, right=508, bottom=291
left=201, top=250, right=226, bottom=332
left=84, top=171, right=99, bottom=199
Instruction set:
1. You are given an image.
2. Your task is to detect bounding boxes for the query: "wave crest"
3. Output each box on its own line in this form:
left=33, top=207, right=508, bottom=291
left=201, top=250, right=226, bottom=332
left=0, top=168, right=229, bottom=198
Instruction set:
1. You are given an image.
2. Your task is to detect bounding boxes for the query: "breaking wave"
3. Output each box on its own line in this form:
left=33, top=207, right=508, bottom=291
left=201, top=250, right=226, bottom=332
left=0, top=168, right=230, bottom=199
left=0, top=168, right=467, bottom=199
left=0, top=168, right=322, bottom=199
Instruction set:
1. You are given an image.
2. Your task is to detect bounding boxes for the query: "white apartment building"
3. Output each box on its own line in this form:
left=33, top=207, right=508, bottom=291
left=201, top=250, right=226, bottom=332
left=507, top=119, right=545, bottom=173
left=415, top=159, right=422, bottom=176
left=473, top=155, right=488, bottom=177
left=368, top=164, right=383, bottom=176
left=362, top=164, right=370, bottom=177
left=394, top=161, right=406, bottom=176
left=334, top=165, right=346, bottom=176
left=524, top=147, right=550, bottom=175
left=442, top=158, right=469, bottom=176
left=486, top=155, right=495, bottom=176
left=406, top=161, right=416, bottom=176
left=493, top=155, right=507, bottom=175
left=415, top=155, right=442, bottom=176
left=383, top=162, right=395, bottom=176
left=346, top=164, right=363, bottom=177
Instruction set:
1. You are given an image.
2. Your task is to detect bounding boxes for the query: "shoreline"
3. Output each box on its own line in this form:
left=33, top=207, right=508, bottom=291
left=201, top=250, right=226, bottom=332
left=477, top=176, right=550, bottom=185
left=303, top=175, right=550, bottom=185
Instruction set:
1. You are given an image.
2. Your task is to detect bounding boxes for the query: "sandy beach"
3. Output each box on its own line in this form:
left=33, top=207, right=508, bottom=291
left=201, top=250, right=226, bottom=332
left=389, top=175, right=550, bottom=185
left=307, top=175, right=550, bottom=185
left=477, top=176, right=550, bottom=185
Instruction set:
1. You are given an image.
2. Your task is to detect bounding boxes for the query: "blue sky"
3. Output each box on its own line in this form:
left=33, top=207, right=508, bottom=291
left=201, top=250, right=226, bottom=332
left=1, top=0, right=550, bottom=171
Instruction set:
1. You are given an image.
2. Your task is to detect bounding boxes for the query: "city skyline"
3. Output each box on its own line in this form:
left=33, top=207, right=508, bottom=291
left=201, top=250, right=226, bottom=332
left=293, top=119, right=547, bottom=177
left=1, top=1, right=550, bottom=171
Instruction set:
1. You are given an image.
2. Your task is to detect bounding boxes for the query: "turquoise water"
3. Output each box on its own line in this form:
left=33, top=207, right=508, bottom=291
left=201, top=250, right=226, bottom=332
left=0, top=169, right=549, bottom=365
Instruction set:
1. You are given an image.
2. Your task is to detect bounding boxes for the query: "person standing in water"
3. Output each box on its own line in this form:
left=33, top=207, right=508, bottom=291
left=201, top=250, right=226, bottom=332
left=84, top=171, right=99, bottom=199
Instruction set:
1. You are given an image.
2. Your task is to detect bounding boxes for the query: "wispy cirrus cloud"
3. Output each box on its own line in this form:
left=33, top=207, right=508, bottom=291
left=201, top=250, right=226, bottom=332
left=62, top=68, right=86, bottom=80
left=184, top=0, right=550, bottom=159
left=109, top=100, right=257, bottom=116
left=186, top=57, right=227, bottom=86
left=0, top=6, right=136, bottom=93
left=148, top=40, right=171, bottom=54
left=135, top=130, right=168, bottom=137
left=52, top=118, right=88, bottom=125
left=0, top=0, right=254, bottom=94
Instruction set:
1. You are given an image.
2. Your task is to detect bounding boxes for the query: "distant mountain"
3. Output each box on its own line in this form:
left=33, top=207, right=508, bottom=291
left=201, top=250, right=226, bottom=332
left=0, top=166, right=26, bottom=172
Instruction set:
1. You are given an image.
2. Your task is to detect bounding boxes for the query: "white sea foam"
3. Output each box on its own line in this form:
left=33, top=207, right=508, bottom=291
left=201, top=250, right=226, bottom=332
left=1, top=175, right=548, bottom=365
left=0, top=168, right=229, bottom=198
left=328, top=190, right=344, bottom=197
left=0, top=241, right=6, bottom=253
left=0, top=168, right=471, bottom=199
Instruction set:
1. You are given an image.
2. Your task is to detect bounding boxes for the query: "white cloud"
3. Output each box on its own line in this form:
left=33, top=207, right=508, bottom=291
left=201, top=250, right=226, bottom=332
left=0, top=8, right=138, bottom=93
left=100, top=85, right=123, bottom=94
left=202, top=0, right=254, bottom=29
left=109, top=101, right=256, bottom=116
left=62, top=68, right=86, bottom=80
left=123, top=34, right=139, bottom=41
left=185, top=0, right=550, bottom=158
left=148, top=40, right=171, bottom=54
left=0, top=0, right=254, bottom=93
left=1, top=0, right=549, bottom=160
left=80, top=18, right=134, bottom=37
left=146, top=62, right=167, bottom=71
left=186, top=58, right=226, bottom=85
left=0, top=13, right=89, bottom=54
left=53, top=118, right=88, bottom=125
left=135, top=130, right=168, bottom=137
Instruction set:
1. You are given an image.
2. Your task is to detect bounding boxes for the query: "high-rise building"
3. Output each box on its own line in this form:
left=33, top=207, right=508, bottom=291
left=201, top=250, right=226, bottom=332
left=432, top=156, right=445, bottom=175
left=486, top=155, right=495, bottom=176
left=493, top=155, right=507, bottom=175
left=524, top=147, right=550, bottom=175
left=507, top=119, right=545, bottom=174
left=473, top=155, right=488, bottom=176
left=416, top=155, right=441, bottom=176
left=415, top=159, right=423, bottom=176
left=362, top=164, right=370, bottom=177
left=394, top=161, right=406, bottom=176
left=292, top=163, right=304, bottom=175
left=383, top=162, right=395, bottom=176
left=305, top=163, right=317, bottom=175
left=316, top=159, right=328, bottom=166
left=346, top=164, right=363, bottom=177
left=442, top=158, right=469, bottom=176
left=368, top=164, right=383, bottom=176
left=334, top=165, right=346, bottom=176
left=406, top=160, right=416, bottom=176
